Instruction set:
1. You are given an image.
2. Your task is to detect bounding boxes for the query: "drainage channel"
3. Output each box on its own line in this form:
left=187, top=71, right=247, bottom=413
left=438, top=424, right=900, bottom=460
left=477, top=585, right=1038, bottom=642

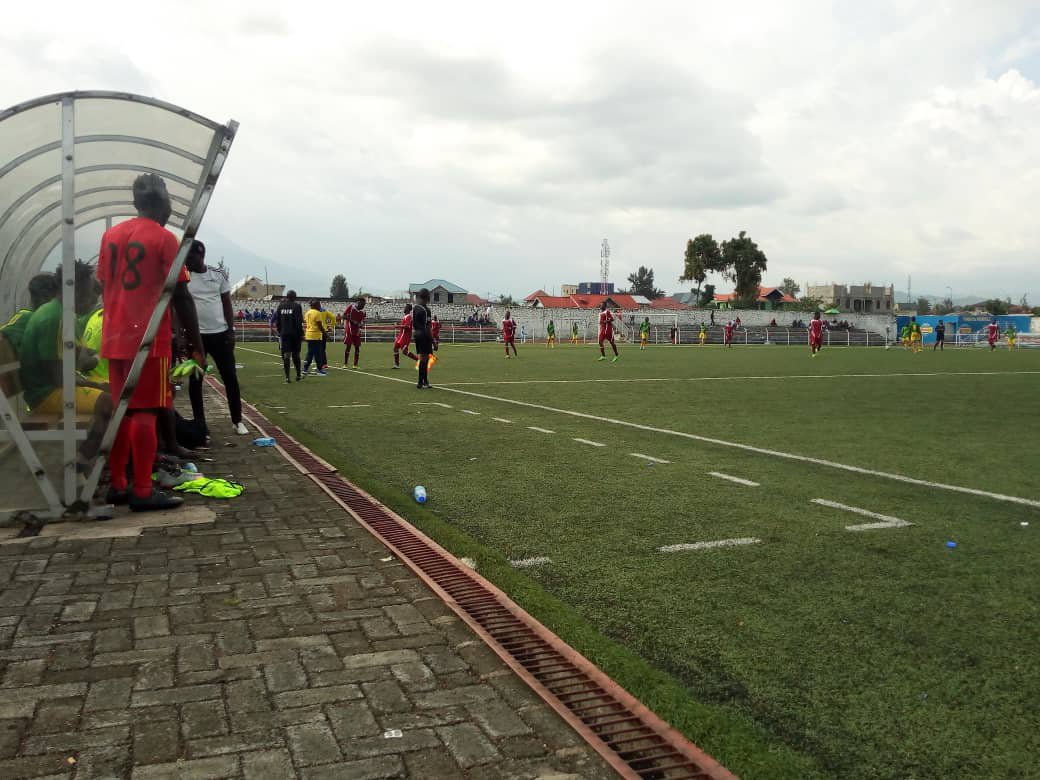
left=223, top=385, right=736, bottom=780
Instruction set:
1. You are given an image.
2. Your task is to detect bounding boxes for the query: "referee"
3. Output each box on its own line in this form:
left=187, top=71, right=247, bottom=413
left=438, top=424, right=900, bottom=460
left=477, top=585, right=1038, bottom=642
left=412, top=288, right=434, bottom=389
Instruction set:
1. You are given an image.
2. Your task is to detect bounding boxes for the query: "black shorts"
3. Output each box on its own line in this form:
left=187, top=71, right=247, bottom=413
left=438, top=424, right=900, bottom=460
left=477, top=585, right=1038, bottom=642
left=935, top=334, right=944, bottom=341
left=414, top=335, right=434, bottom=355
left=279, top=334, right=301, bottom=353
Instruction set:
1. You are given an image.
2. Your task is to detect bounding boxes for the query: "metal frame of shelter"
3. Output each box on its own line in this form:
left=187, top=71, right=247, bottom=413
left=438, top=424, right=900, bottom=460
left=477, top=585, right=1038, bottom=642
left=0, top=91, right=237, bottom=521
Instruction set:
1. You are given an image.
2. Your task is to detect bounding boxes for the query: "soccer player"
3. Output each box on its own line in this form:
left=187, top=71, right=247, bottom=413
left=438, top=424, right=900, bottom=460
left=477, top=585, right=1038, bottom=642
left=699, top=323, right=707, bottom=345
left=909, top=317, right=923, bottom=353
left=320, top=305, right=336, bottom=370
left=502, top=311, right=518, bottom=358
left=809, top=311, right=825, bottom=357
left=302, top=299, right=327, bottom=375
left=933, top=320, right=946, bottom=351
left=392, top=304, right=418, bottom=368
left=412, top=288, right=434, bottom=389
left=1005, top=325, right=1017, bottom=350
left=986, top=319, right=1000, bottom=351
left=597, top=303, right=619, bottom=362
left=1, top=273, right=57, bottom=354
left=546, top=319, right=556, bottom=348
left=431, top=315, right=442, bottom=352
left=342, top=296, right=367, bottom=369
left=272, top=291, right=303, bottom=382
left=900, top=322, right=912, bottom=350
left=639, top=317, right=650, bottom=350
left=570, top=322, right=579, bottom=344
left=97, top=173, right=207, bottom=511
left=723, top=320, right=735, bottom=348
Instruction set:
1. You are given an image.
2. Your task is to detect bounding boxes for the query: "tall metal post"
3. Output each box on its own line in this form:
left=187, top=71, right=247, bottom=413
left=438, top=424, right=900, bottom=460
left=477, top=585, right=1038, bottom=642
left=60, top=96, right=77, bottom=505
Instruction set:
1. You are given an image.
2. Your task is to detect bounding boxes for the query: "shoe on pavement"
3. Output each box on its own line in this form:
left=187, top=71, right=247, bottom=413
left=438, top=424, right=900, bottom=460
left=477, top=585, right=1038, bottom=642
left=105, top=487, right=129, bottom=506
left=129, top=489, right=184, bottom=513
left=155, top=468, right=199, bottom=489
left=233, top=422, right=249, bottom=435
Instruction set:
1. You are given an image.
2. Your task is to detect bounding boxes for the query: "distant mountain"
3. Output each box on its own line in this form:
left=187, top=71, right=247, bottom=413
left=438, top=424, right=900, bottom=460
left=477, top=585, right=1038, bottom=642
left=893, top=291, right=988, bottom=306
left=198, top=231, right=329, bottom=296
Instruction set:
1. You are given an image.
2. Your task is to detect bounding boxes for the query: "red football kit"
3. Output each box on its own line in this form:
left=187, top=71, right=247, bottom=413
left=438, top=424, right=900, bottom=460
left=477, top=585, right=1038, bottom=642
left=395, top=313, right=414, bottom=348
left=986, top=323, right=1000, bottom=343
left=431, top=321, right=442, bottom=341
left=723, top=324, right=734, bottom=344
left=598, top=310, right=615, bottom=344
left=809, top=319, right=824, bottom=345
left=502, top=319, right=517, bottom=343
left=342, top=304, right=366, bottom=346
left=97, top=217, right=188, bottom=409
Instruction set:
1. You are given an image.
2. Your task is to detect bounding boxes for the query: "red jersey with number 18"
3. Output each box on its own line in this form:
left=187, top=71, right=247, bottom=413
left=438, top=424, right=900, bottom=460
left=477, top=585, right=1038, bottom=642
left=97, top=217, right=188, bottom=360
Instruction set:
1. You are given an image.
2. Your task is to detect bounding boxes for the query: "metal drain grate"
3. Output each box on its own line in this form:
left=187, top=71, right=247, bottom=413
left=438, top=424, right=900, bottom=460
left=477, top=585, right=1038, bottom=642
left=221, top=386, right=736, bottom=780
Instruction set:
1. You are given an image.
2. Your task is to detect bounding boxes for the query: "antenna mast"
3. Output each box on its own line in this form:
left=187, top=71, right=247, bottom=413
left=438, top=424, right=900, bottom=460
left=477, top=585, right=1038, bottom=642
left=600, top=239, right=610, bottom=293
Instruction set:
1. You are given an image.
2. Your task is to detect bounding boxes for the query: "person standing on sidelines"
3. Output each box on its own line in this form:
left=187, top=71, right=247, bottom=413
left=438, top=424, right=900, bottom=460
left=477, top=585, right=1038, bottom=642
left=319, top=305, right=336, bottom=371
left=502, top=311, right=518, bottom=358
left=302, top=299, right=327, bottom=375
left=272, top=291, right=303, bottom=382
left=597, top=303, right=619, bottom=362
left=933, top=320, right=946, bottom=351
left=412, top=288, right=434, bottom=389
left=342, top=296, right=366, bottom=369
left=185, top=240, right=248, bottom=435
left=97, top=173, right=206, bottom=511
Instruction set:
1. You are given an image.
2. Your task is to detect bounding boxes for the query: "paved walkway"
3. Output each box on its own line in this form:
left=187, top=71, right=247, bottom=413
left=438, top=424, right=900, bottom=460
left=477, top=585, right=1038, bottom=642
left=0, top=392, right=613, bottom=779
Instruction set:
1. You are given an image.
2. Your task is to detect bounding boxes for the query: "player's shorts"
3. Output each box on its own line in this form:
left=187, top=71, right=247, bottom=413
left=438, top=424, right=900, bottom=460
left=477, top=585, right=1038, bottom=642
left=279, top=334, right=301, bottom=353
left=504, top=335, right=515, bottom=344
left=810, top=336, right=822, bottom=347
left=32, top=387, right=103, bottom=415
left=343, top=330, right=362, bottom=347
left=598, top=330, right=614, bottom=343
left=109, top=356, right=173, bottom=410
left=988, top=338, right=997, bottom=345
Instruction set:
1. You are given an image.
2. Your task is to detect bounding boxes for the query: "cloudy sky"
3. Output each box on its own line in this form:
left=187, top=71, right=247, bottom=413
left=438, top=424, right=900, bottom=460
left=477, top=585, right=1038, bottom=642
left=3, top=0, right=1039, bottom=300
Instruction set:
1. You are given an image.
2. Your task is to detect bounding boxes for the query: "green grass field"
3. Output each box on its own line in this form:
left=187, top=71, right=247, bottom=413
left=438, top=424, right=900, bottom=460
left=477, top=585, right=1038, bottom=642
left=230, top=339, right=1040, bottom=779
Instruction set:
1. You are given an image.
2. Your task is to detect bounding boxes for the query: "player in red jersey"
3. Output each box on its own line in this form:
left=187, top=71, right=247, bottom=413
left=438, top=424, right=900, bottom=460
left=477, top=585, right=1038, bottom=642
left=986, top=319, right=1000, bottom=351
left=809, top=311, right=825, bottom=356
left=97, top=174, right=205, bottom=512
left=342, top=297, right=367, bottom=369
left=431, top=315, right=442, bottom=352
left=393, top=304, right=418, bottom=368
left=723, top=321, right=735, bottom=347
left=597, top=303, right=619, bottom=362
left=502, top=311, right=518, bottom=358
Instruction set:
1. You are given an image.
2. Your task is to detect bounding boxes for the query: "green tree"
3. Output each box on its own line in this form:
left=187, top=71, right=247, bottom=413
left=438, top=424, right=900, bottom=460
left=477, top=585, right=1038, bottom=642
left=680, top=234, right=723, bottom=299
left=498, top=294, right=516, bottom=307
left=934, top=297, right=955, bottom=315
left=780, top=277, right=800, bottom=298
left=330, top=274, right=349, bottom=299
left=721, top=230, right=768, bottom=305
left=698, top=284, right=716, bottom=307
left=915, top=297, right=932, bottom=314
left=983, top=298, right=1009, bottom=315
left=794, top=295, right=825, bottom=313
left=626, top=266, right=665, bottom=299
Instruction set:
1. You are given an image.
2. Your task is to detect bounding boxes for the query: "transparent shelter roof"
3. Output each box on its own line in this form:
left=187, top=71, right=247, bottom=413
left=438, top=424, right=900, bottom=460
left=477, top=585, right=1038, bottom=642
left=0, top=91, right=226, bottom=319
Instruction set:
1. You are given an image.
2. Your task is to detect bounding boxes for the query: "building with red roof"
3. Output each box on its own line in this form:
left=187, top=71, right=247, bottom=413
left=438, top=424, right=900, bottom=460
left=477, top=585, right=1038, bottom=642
left=714, top=286, right=798, bottom=310
left=524, top=292, right=642, bottom=311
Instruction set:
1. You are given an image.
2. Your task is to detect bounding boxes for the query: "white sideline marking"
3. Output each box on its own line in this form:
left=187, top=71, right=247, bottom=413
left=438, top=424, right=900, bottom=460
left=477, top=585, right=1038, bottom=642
left=509, top=556, right=552, bottom=568
left=658, top=538, right=760, bottom=553
left=631, top=453, right=670, bottom=464
left=327, top=404, right=370, bottom=408
left=492, top=418, right=513, bottom=424
left=411, top=402, right=453, bottom=409
left=710, top=471, right=760, bottom=487
left=812, top=499, right=913, bottom=531
left=460, top=409, right=481, bottom=416
left=573, top=438, right=605, bottom=447
left=238, top=346, right=1040, bottom=509
left=527, top=426, right=556, bottom=434
left=437, top=369, right=1040, bottom=387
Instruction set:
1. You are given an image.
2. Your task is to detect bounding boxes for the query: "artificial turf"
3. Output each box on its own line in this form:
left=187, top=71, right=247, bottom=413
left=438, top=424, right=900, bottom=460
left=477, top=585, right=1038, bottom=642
left=230, top=338, right=1040, bottom=779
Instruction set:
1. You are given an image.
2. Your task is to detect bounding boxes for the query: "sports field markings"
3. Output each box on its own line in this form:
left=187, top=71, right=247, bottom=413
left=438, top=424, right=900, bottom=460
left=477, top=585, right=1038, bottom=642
left=437, top=369, right=1040, bottom=386
left=492, top=417, right=513, bottom=424
left=460, top=409, right=481, bottom=416
left=709, top=471, right=760, bottom=487
left=237, top=346, right=1040, bottom=509
left=509, top=556, right=552, bottom=568
left=411, top=402, right=453, bottom=409
left=327, top=404, right=370, bottom=408
left=812, top=499, right=913, bottom=531
left=573, top=438, right=606, bottom=448
left=658, top=538, right=760, bottom=553
left=631, top=453, right=670, bottom=464
left=527, top=426, right=556, bottom=434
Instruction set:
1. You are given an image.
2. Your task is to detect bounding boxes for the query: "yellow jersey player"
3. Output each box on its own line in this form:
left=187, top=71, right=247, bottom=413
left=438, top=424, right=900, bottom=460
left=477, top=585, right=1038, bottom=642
left=909, top=318, right=923, bottom=352
left=1006, top=326, right=1017, bottom=350
left=639, top=318, right=650, bottom=350
left=570, top=322, right=579, bottom=344
left=546, top=320, right=556, bottom=348
left=698, top=324, right=707, bottom=345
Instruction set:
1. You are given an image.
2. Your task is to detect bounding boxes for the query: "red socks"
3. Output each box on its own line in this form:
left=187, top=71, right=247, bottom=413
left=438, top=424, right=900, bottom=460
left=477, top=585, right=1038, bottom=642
left=109, top=411, right=158, bottom=498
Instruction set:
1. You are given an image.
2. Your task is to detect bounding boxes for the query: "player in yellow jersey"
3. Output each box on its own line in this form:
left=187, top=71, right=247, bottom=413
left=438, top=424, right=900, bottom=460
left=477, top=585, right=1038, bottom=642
left=698, top=324, right=707, bottom=345
left=1006, top=326, right=1017, bottom=350
left=909, top=318, right=923, bottom=352
left=569, top=322, right=579, bottom=344
left=546, top=320, right=556, bottom=348
left=639, top=318, right=650, bottom=350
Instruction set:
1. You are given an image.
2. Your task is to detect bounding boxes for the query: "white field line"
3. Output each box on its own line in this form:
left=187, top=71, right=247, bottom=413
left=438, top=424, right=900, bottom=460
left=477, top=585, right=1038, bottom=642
left=812, top=499, right=913, bottom=531
left=460, top=409, right=481, bottom=416
left=573, top=438, right=605, bottom=447
left=492, top=418, right=513, bottom=424
left=411, top=402, right=453, bottom=408
left=658, top=538, right=760, bottom=553
left=709, top=471, right=760, bottom=487
left=327, top=404, right=370, bottom=408
left=437, top=370, right=1040, bottom=387
left=509, top=556, right=552, bottom=568
left=631, top=453, right=670, bottom=464
left=236, top=346, right=1040, bottom=509
left=527, top=426, right=556, bottom=434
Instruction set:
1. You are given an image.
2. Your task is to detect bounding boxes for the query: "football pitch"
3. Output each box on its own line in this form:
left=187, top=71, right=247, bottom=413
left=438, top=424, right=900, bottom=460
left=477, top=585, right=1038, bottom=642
left=231, top=340, right=1040, bottom=779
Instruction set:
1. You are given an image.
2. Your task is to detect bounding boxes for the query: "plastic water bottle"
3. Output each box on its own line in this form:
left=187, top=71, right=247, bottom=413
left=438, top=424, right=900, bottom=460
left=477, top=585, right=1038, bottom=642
left=252, top=437, right=276, bottom=447
left=413, top=486, right=427, bottom=504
